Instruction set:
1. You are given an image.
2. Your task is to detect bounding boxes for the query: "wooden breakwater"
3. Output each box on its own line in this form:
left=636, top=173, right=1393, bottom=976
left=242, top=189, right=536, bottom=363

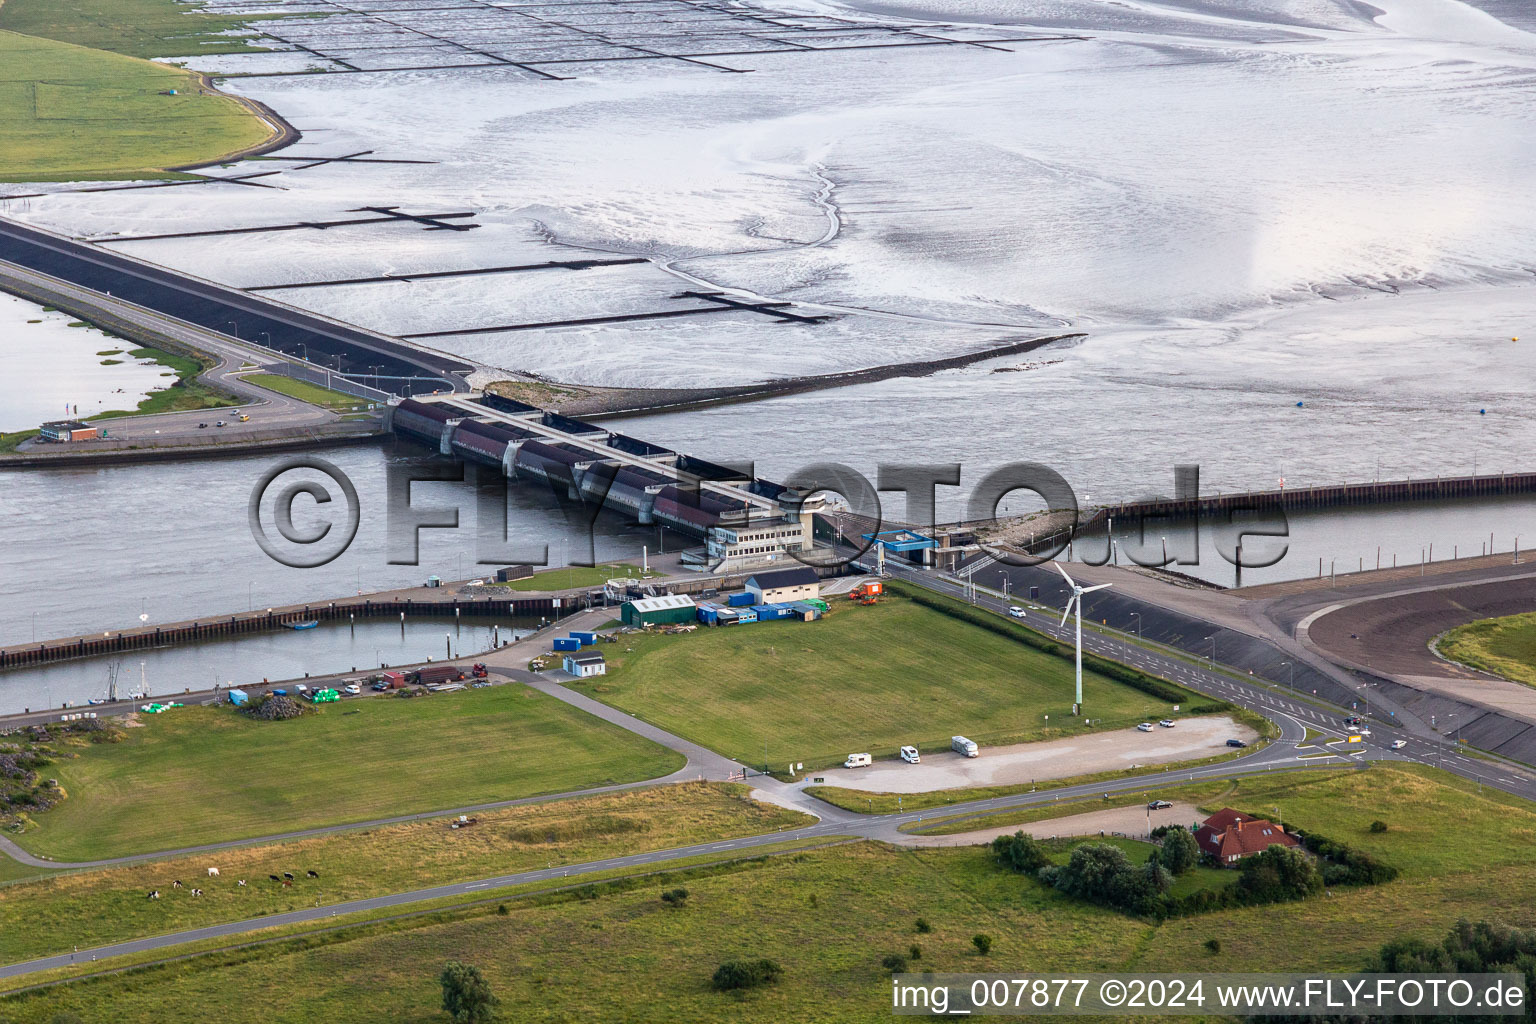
left=0, top=595, right=559, bottom=670
left=1100, top=471, right=1536, bottom=519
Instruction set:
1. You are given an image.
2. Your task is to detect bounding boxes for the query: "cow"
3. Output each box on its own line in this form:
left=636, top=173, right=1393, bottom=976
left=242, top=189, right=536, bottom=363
left=269, top=875, right=281, bottom=882
left=306, top=870, right=318, bottom=879
left=172, top=880, right=183, bottom=889
left=146, top=890, right=160, bottom=900
left=237, top=880, right=247, bottom=887
left=207, top=867, right=220, bottom=878
left=283, top=872, right=294, bottom=881
left=191, top=888, right=203, bottom=897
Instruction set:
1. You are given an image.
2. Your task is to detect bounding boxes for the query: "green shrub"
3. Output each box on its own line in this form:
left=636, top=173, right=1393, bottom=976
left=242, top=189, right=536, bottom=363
left=660, top=887, right=690, bottom=907
left=992, top=831, right=1050, bottom=874
left=881, top=952, right=909, bottom=973
left=711, top=958, right=783, bottom=992
left=909, top=944, right=922, bottom=961
left=1369, top=820, right=1388, bottom=833
left=1205, top=938, right=1221, bottom=954
left=914, top=917, right=932, bottom=934
left=972, top=934, right=993, bottom=956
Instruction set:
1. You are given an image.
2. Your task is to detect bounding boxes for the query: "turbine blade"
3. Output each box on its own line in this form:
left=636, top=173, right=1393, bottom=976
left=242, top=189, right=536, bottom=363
left=1081, top=582, right=1113, bottom=594
left=1059, top=597, right=1075, bottom=629
left=1053, top=560, right=1076, bottom=590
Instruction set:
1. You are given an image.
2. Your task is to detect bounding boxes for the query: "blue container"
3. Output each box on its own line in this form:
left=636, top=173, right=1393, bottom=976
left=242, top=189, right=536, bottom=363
left=569, top=630, right=597, bottom=646
left=696, top=603, right=721, bottom=624
left=228, top=689, right=249, bottom=707
left=552, top=637, right=581, bottom=652
left=727, top=591, right=755, bottom=607
left=734, top=608, right=758, bottom=624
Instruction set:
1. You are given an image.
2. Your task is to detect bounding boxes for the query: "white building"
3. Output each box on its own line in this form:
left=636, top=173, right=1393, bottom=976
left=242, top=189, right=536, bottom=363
left=562, top=651, right=607, bottom=678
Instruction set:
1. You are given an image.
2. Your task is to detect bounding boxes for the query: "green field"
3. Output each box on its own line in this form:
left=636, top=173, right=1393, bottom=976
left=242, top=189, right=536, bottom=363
left=244, top=373, right=377, bottom=412
left=13, top=684, right=683, bottom=861
left=0, top=29, right=275, bottom=181
left=0, top=783, right=809, bottom=965
left=7, top=764, right=1535, bottom=1022
left=1438, top=611, right=1536, bottom=688
left=576, top=596, right=1195, bottom=771
left=0, top=0, right=282, bottom=60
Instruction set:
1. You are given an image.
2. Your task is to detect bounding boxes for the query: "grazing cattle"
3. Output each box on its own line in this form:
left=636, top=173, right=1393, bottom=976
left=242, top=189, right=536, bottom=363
left=146, top=890, right=160, bottom=900
left=269, top=875, right=281, bottom=882
left=172, top=880, right=183, bottom=889
left=237, top=880, right=247, bottom=887
left=283, top=872, right=294, bottom=881
left=207, top=867, right=220, bottom=878
left=306, top=870, right=318, bottom=878
left=191, top=888, right=203, bottom=897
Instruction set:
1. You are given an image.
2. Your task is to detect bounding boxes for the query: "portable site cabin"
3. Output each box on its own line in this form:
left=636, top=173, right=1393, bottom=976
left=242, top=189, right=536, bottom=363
left=620, top=594, right=697, bottom=626
left=569, top=630, right=598, bottom=646
left=227, top=689, right=249, bottom=707
left=552, top=637, right=581, bottom=652
left=787, top=601, right=822, bottom=621
left=562, top=651, right=606, bottom=678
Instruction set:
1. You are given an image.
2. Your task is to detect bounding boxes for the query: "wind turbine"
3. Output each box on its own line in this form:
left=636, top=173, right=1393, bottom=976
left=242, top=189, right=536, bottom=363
left=1056, top=562, right=1111, bottom=712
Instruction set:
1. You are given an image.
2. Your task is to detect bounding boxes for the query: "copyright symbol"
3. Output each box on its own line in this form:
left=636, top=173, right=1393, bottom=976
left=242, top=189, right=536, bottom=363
left=1100, top=980, right=1127, bottom=1007
left=247, top=457, right=360, bottom=568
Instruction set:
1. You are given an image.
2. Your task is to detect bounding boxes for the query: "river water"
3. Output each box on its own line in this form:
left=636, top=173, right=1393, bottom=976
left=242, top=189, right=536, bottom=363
left=0, top=617, right=538, bottom=717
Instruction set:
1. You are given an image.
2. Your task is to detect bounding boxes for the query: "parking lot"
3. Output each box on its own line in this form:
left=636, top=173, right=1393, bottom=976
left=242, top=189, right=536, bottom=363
left=813, top=716, right=1256, bottom=794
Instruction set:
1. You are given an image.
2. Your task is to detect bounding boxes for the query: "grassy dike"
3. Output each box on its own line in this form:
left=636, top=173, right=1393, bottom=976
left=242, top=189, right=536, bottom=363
left=0, top=26, right=277, bottom=181
left=88, top=346, right=235, bottom=418
left=6, top=765, right=1536, bottom=1022
left=0, top=783, right=813, bottom=966
left=1437, top=611, right=1536, bottom=689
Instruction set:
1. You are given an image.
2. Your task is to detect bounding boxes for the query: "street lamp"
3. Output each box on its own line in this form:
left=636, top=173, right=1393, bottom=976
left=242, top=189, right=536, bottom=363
left=260, top=331, right=271, bottom=348
left=1281, top=660, right=1293, bottom=692
left=1204, top=635, right=1215, bottom=667
left=226, top=321, right=238, bottom=339
left=1130, top=611, right=1141, bottom=637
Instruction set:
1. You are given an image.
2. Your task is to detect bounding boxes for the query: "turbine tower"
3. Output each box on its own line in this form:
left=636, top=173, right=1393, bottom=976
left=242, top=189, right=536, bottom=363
left=1056, top=562, right=1111, bottom=711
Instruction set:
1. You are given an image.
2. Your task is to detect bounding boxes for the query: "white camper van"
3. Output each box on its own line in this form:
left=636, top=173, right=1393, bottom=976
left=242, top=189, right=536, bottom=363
left=843, top=752, right=873, bottom=769
left=951, top=735, right=979, bottom=758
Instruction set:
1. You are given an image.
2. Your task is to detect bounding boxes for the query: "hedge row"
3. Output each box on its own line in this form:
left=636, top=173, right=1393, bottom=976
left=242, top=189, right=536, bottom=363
left=887, top=581, right=1208, bottom=707
left=1234, top=811, right=1400, bottom=886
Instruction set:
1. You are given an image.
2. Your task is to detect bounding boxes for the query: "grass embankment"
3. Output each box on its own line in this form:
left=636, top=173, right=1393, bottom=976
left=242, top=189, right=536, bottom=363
left=576, top=595, right=1204, bottom=772
left=8, top=765, right=1536, bottom=1022
left=13, top=684, right=683, bottom=861
left=0, top=0, right=282, bottom=60
left=88, top=347, right=234, bottom=418
left=1438, top=612, right=1536, bottom=688
left=496, top=563, right=653, bottom=591
left=0, top=29, right=274, bottom=181
left=243, top=373, right=375, bottom=413
left=0, top=782, right=811, bottom=966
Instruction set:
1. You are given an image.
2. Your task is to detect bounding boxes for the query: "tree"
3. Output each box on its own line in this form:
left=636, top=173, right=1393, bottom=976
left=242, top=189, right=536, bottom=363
left=1236, top=846, right=1321, bottom=902
left=440, top=961, right=499, bottom=1023
left=992, top=831, right=1050, bottom=874
left=972, top=934, right=994, bottom=956
left=711, top=959, right=783, bottom=991
left=1156, top=827, right=1199, bottom=876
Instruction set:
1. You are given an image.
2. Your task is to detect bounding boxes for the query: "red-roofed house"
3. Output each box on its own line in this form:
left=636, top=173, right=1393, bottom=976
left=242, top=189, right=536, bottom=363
left=1195, top=808, right=1300, bottom=866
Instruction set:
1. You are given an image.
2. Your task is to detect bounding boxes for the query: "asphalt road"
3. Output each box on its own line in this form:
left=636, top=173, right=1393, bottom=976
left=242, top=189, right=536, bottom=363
left=0, top=216, right=470, bottom=395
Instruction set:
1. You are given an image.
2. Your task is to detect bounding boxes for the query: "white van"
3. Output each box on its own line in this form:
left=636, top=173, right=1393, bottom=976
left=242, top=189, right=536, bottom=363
left=951, top=735, right=979, bottom=758
left=900, top=745, right=920, bottom=764
left=844, top=753, right=872, bottom=769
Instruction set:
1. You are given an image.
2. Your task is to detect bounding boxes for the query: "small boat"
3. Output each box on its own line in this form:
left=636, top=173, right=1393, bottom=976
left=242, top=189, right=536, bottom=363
left=287, top=620, right=320, bottom=630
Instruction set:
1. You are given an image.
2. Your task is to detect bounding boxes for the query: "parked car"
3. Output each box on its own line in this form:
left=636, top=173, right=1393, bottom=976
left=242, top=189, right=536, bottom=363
left=343, top=683, right=361, bottom=695
left=844, top=753, right=872, bottom=769
left=197, top=422, right=208, bottom=429
left=464, top=579, right=485, bottom=587
left=1148, top=799, right=1173, bottom=810
left=371, top=681, right=389, bottom=692
left=900, top=745, right=920, bottom=764
left=951, top=735, right=979, bottom=757
left=1345, top=716, right=1363, bottom=726
left=1137, top=722, right=1154, bottom=732
left=1226, top=738, right=1247, bottom=748
left=1008, top=606, right=1026, bottom=618
left=1390, top=739, right=1407, bottom=750
left=215, top=420, right=226, bottom=427
left=1158, top=719, right=1175, bottom=728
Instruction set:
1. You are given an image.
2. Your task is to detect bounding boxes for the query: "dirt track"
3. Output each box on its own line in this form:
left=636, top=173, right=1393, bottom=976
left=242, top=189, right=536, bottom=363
left=903, top=801, right=1201, bottom=847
